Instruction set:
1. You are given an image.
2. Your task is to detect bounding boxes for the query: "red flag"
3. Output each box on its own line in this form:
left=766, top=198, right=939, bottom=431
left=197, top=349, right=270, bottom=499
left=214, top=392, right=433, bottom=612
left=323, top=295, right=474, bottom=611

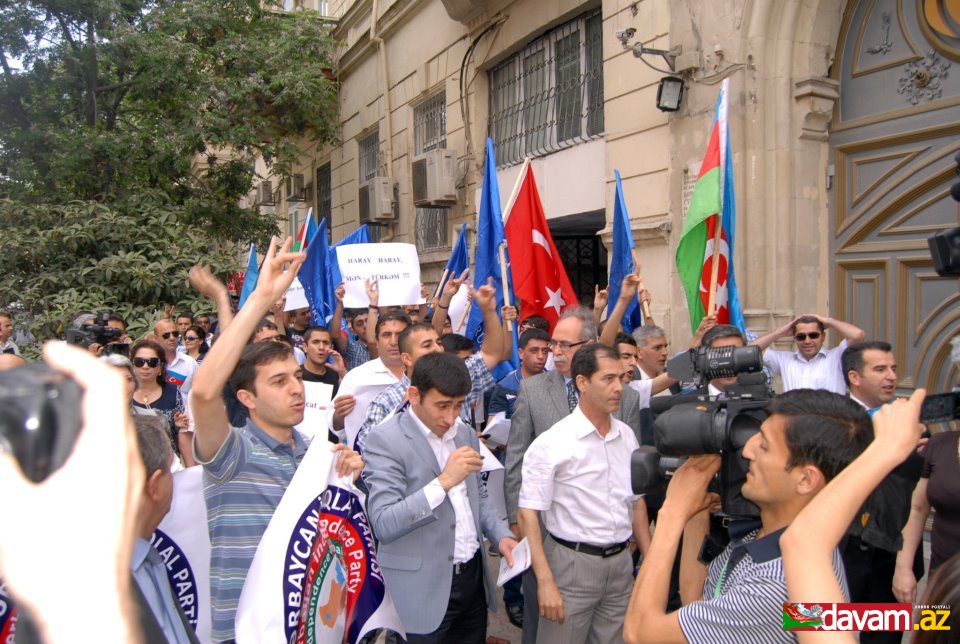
left=504, top=163, right=578, bottom=330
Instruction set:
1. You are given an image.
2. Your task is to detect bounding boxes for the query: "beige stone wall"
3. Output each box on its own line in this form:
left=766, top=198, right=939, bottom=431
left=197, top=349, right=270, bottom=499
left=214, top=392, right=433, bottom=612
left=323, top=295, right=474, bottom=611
left=277, top=0, right=851, bottom=345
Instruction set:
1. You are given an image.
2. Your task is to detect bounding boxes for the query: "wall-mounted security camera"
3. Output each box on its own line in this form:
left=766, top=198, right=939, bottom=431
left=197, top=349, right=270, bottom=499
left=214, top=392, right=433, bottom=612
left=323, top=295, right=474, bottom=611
left=616, top=28, right=637, bottom=46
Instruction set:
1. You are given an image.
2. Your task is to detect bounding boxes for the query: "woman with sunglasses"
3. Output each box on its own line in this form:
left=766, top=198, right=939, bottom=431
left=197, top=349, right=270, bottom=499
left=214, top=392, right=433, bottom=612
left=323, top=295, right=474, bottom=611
left=130, top=339, right=194, bottom=467
left=182, top=324, right=210, bottom=364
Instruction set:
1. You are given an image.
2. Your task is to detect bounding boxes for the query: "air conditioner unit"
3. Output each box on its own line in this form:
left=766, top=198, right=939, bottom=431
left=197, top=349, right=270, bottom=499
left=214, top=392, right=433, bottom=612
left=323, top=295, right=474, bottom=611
left=286, top=174, right=305, bottom=202
left=412, top=149, right=457, bottom=206
left=256, top=180, right=274, bottom=205
left=359, top=177, right=397, bottom=222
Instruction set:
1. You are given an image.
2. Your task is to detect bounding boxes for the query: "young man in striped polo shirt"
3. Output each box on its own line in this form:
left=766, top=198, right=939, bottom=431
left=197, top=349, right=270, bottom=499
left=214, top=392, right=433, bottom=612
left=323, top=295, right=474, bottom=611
left=189, top=238, right=363, bottom=642
left=623, top=389, right=873, bottom=643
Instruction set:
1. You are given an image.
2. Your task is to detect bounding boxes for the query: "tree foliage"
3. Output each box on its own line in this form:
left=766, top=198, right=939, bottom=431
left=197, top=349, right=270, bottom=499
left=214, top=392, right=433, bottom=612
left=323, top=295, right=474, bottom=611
left=0, top=0, right=340, bottom=350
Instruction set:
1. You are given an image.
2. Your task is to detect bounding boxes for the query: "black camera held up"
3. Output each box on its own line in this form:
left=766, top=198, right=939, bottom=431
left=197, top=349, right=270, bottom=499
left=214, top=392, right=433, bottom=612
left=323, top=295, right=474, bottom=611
left=631, top=343, right=771, bottom=519
left=0, top=364, right=83, bottom=483
left=65, top=310, right=126, bottom=355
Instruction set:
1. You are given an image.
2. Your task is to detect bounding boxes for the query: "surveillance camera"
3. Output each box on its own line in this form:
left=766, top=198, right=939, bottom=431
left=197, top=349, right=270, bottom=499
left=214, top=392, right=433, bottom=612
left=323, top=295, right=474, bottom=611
left=616, top=28, right=636, bottom=45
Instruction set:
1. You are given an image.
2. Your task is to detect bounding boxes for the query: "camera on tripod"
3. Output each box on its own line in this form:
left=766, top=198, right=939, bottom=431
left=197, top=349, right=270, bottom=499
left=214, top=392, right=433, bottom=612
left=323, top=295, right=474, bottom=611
left=631, top=343, right=770, bottom=519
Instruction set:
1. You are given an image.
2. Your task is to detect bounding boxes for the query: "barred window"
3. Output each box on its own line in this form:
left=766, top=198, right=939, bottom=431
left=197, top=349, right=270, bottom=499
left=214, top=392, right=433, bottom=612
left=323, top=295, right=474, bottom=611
left=415, top=207, right=449, bottom=253
left=414, top=93, right=446, bottom=155
left=489, top=10, right=604, bottom=167
left=358, top=130, right=380, bottom=182
left=316, top=162, right=332, bottom=235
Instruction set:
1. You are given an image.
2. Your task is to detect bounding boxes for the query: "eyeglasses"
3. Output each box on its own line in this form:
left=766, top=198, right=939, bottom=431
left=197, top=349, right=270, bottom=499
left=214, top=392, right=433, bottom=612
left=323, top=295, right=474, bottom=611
left=160, top=331, right=180, bottom=340
left=184, top=335, right=200, bottom=342
left=548, top=339, right=589, bottom=352
left=795, top=332, right=822, bottom=342
left=133, top=357, right=161, bottom=368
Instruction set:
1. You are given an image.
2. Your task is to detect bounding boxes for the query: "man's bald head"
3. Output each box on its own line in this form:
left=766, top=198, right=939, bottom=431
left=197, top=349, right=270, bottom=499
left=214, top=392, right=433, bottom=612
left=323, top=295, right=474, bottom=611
left=0, top=354, right=26, bottom=371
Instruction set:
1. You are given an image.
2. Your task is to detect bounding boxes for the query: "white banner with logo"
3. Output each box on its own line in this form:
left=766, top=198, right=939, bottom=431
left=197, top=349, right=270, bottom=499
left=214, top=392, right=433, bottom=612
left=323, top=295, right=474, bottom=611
left=235, top=441, right=404, bottom=643
left=151, top=466, right=213, bottom=644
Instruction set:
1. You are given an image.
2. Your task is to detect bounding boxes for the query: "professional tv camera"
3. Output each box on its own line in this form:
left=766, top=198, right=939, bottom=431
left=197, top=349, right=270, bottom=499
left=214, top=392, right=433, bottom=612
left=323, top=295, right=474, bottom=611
left=65, top=310, right=126, bottom=355
left=631, top=343, right=771, bottom=519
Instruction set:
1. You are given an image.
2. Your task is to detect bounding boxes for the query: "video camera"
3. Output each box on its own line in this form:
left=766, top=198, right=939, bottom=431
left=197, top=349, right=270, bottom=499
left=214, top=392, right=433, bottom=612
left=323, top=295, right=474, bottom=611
left=631, top=344, right=771, bottom=519
left=65, top=310, right=127, bottom=356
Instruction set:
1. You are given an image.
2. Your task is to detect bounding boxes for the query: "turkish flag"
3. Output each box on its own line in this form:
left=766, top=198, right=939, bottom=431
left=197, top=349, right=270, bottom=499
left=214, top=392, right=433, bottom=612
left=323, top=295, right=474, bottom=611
left=504, top=163, right=578, bottom=330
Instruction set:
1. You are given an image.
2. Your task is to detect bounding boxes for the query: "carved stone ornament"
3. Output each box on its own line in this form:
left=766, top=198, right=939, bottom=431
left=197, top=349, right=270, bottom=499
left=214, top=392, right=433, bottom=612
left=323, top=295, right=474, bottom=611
left=897, top=51, right=950, bottom=104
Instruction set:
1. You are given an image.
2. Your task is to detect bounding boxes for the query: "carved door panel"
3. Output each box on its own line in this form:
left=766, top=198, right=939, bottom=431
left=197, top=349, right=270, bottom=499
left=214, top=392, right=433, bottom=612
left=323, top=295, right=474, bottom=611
left=831, top=0, right=960, bottom=391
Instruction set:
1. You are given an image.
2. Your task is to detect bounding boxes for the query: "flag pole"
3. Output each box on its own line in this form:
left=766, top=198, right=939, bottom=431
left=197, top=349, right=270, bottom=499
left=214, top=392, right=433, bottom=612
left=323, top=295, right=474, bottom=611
left=502, top=158, right=532, bottom=221
left=432, top=269, right=450, bottom=301
left=706, top=215, right=723, bottom=315
left=455, top=300, right=472, bottom=332
left=498, top=242, right=514, bottom=332
left=631, top=250, right=652, bottom=322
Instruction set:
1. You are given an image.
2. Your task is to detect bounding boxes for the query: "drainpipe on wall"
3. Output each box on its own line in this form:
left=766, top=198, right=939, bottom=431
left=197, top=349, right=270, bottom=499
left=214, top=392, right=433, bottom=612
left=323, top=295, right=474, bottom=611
left=370, top=0, right=396, bottom=241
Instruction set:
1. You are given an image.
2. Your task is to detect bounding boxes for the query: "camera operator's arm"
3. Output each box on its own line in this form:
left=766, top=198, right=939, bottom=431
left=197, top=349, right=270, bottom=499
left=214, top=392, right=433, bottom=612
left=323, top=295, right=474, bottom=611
left=624, top=454, right=720, bottom=644
left=0, top=343, right=144, bottom=644
left=678, top=508, right=711, bottom=604
left=190, top=237, right=305, bottom=461
left=189, top=264, right=234, bottom=338
left=780, top=390, right=925, bottom=644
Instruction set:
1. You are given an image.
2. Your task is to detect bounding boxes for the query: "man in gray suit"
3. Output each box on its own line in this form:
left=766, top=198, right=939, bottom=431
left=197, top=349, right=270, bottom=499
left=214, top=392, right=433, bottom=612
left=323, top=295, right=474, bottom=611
left=504, top=306, right=676, bottom=643
left=363, top=351, right=519, bottom=643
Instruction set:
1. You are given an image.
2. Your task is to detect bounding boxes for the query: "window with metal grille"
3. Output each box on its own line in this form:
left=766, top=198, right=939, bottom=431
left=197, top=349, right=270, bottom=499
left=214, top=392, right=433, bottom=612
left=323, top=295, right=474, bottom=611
left=488, top=10, right=604, bottom=167
left=358, top=130, right=380, bottom=182
left=414, top=93, right=447, bottom=155
left=415, top=207, right=449, bottom=253
left=316, top=162, right=332, bottom=235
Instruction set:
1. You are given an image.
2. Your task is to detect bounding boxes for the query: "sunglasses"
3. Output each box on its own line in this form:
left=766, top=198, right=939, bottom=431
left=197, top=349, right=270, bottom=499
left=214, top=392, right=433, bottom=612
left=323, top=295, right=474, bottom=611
left=133, top=357, right=161, bottom=368
left=184, top=335, right=200, bottom=342
left=795, top=332, right=822, bottom=341
left=161, top=331, right=180, bottom=340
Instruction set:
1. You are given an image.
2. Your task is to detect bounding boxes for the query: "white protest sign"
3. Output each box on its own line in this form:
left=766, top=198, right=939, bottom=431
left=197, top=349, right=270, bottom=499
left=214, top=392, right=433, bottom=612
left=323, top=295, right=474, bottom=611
left=294, top=381, right=334, bottom=440
left=337, top=243, right=421, bottom=308
left=284, top=277, right=309, bottom=311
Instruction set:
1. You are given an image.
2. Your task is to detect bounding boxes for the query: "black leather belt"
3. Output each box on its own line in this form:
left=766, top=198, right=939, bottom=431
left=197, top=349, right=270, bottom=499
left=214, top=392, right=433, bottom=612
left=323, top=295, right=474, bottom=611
left=549, top=533, right=628, bottom=558
left=453, top=551, right=480, bottom=575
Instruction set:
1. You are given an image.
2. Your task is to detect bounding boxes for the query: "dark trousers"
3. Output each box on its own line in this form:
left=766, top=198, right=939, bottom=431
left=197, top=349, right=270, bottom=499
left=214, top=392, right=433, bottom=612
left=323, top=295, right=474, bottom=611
left=502, top=573, right=523, bottom=607
left=841, top=536, right=925, bottom=644
left=404, top=553, right=487, bottom=644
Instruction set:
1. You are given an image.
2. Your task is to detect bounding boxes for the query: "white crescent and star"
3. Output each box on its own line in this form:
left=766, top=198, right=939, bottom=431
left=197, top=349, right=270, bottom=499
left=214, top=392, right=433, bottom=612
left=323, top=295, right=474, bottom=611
left=532, top=230, right=552, bottom=257
left=545, top=286, right=565, bottom=315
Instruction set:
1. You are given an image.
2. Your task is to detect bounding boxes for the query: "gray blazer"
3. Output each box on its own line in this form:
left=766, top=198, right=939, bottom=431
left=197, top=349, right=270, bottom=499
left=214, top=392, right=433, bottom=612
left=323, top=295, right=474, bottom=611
left=504, top=368, right=644, bottom=523
left=363, top=409, right=513, bottom=635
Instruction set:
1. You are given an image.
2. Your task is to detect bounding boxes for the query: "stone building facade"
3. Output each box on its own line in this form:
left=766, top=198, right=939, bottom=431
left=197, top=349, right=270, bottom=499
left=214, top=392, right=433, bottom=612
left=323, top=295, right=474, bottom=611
left=264, top=0, right=960, bottom=392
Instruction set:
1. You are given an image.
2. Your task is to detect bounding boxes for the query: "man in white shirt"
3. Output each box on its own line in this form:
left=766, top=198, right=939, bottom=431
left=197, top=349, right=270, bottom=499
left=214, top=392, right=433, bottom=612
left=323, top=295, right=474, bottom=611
left=751, top=313, right=865, bottom=394
left=362, top=351, right=518, bottom=642
left=155, top=318, right=197, bottom=394
left=333, top=310, right=410, bottom=446
left=0, top=311, right=19, bottom=356
left=517, top=343, right=645, bottom=644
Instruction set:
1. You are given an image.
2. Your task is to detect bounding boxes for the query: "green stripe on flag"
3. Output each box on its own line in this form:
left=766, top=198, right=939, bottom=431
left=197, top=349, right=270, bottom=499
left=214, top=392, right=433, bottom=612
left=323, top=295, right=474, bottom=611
left=676, top=165, right=721, bottom=330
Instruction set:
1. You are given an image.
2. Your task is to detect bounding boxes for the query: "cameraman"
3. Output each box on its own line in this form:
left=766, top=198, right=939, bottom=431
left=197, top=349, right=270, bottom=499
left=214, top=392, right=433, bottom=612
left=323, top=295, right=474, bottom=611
left=623, top=389, right=873, bottom=643
left=82, top=312, right=132, bottom=357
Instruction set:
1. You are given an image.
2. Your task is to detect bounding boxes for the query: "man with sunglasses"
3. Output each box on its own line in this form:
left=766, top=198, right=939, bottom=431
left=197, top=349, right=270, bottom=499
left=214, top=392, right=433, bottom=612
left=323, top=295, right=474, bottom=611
left=154, top=318, right=198, bottom=394
left=751, top=313, right=865, bottom=394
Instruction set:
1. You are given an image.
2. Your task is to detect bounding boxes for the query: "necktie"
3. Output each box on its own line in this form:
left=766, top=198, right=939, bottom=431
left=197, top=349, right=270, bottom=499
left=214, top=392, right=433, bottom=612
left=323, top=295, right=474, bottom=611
left=145, top=549, right=183, bottom=641
left=566, top=379, right=577, bottom=412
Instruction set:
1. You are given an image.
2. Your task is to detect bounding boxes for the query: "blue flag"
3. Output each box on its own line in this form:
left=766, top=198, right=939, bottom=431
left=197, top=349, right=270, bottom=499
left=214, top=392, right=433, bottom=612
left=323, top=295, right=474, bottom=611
left=445, top=222, right=469, bottom=276
left=607, top=170, right=644, bottom=333
left=299, top=217, right=332, bottom=326
left=238, top=243, right=258, bottom=310
left=466, top=139, right=519, bottom=380
left=326, top=224, right=372, bottom=323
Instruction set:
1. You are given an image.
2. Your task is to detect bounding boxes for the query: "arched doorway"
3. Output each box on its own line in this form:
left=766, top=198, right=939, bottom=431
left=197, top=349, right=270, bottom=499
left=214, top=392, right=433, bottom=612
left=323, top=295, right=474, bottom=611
left=830, top=0, right=960, bottom=391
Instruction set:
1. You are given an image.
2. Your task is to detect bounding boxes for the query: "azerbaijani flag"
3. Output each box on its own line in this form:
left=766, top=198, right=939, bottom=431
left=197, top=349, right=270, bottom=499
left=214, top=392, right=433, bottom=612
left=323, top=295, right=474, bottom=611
left=675, top=78, right=745, bottom=332
left=292, top=207, right=318, bottom=252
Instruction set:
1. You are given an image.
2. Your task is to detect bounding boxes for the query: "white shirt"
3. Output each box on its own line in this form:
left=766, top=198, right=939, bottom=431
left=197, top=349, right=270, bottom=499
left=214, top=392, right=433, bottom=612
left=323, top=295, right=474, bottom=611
left=0, top=339, right=19, bottom=356
left=763, top=339, right=848, bottom=394
left=165, top=352, right=198, bottom=395
left=410, top=413, right=480, bottom=564
left=519, top=407, right=640, bottom=545
left=336, top=357, right=401, bottom=447
left=638, top=367, right=671, bottom=397
left=628, top=378, right=654, bottom=408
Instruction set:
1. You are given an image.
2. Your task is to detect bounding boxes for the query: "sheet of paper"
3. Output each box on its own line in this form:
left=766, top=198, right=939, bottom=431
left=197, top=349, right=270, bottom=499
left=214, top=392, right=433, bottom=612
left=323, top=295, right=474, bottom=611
left=284, top=277, right=309, bottom=311
left=337, top=243, right=422, bottom=307
left=294, top=381, right=333, bottom=439
left=497, top=537, right=531, bottom=586
left=482, top=412, right=511, bottom=448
